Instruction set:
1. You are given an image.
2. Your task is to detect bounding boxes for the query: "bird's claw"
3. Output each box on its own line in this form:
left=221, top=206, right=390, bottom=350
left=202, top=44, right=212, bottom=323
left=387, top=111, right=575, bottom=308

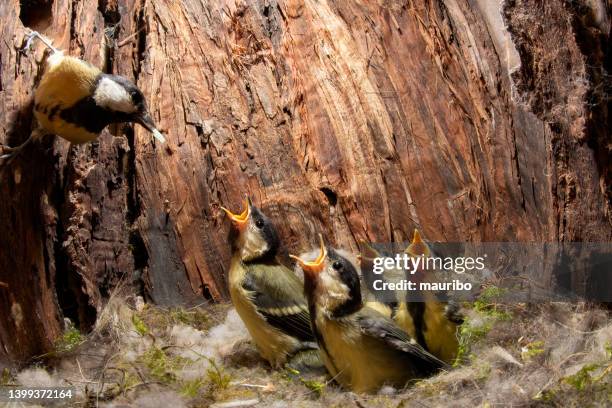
left=1, top=144, right=18, bottom=153
left=0, top=144, right=20, bottom=163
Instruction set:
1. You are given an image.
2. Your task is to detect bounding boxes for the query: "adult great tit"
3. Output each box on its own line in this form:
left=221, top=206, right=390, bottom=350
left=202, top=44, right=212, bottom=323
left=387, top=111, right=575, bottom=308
left=292, top=236, right=447, bottom=393
left=222, top=198, right=318, bottom=368
left=1, top=31, right=165, bottom=161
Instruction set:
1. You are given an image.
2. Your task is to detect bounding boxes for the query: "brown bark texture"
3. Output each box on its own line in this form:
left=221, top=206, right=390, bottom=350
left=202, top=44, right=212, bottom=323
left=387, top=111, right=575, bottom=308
left=0, top=0, right=610, bottom=365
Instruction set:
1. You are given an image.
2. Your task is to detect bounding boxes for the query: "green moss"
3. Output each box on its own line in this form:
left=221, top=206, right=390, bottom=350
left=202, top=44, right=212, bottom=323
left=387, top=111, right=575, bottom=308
left=140, top=346, right=189, bottom=383
left=285, top=367, right=301, bottom=376
left=122, top=371, right=140, bottom=392
left=474, top=361, right=492, bottom=380
left=170, top=308, right=210, bottom=331
left=300, top=378, right=325, bottom=397
left=55, top=327, right=84, bottom=353
left=131, top=314, right=149, bottom=336
left=533, top=388, right=556, bottom=402
left=563, top=364, right=599, bottom=391
left=477, top=286, right=507, bottom=302
left=180, top=377, right=205, bottom=398
left=206, top=360, right=232, bottom=391
left=605, top=342, right=612, bottom=360
left=454, top=317, right=492, bottom=366
left=1, top=368, right=11, bottom=385
left=454, top=286, right=516, bottom=366
left=135, top=306, right=213, bottom=335
left=522, top=340, right=545, bottom=361
left=473, top=286, right=512, bottom=321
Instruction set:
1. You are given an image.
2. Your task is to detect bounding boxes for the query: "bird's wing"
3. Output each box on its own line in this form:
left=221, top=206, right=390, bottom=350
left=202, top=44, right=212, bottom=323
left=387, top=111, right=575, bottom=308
left=243, top=262, right=315, bottom=342
left=356, top=306, right=448, bottom=373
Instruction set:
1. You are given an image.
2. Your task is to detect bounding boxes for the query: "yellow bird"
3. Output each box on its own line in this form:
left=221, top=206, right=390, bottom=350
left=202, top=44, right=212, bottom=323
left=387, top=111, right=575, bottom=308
left=1, top=31, right=164, bottom=161
left=292, top=236, right=447, bottom=393
left=222, top=198, right=319, bottom=368
left=358, top=241, right=395, bottom=318
left=394, top=230, right=463, bottom=364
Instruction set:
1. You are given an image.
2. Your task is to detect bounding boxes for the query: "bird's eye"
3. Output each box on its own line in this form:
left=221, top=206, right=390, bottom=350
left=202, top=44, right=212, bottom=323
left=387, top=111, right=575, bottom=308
left=332, top=261, right=343, bottom=270
left=131, top=91, right=143, bottom=103
left=255, top=219, right=265, bottom=228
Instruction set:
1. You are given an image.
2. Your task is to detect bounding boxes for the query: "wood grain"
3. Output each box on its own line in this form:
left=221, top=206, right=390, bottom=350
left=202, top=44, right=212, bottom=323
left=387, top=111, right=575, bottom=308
left=0, top=0, right=609, bottom=364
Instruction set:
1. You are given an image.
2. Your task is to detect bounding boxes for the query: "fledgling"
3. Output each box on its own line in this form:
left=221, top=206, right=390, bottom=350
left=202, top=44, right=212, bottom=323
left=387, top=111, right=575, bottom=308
left=222, top=198, right=319, bottom=368
left=358, top=241, right=400, bottom=318
left=292, top=236, right=447, bottom=393
left=0, top=31, right=164, bottom=161
left=394, top=230, right=463, bottom=364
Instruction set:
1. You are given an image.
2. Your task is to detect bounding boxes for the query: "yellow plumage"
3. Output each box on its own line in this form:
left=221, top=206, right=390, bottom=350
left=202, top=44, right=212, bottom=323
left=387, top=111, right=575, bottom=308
left=393, top=230, right=461, bottom=364
left=394, top=302, right=416, bottom=338
left=314, top=307, right=417, bottom=393
left=364, top=300, right=392, bottom=317
left=34, top=54, right=100, bottom=143
left=228, top=254, right=303, bottom=367
left=422, top=300, right=459, bottom=363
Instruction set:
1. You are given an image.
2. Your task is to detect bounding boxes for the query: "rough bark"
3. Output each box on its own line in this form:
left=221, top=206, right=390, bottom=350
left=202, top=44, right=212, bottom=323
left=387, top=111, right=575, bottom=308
left=0, top=0, right=609, bottom=365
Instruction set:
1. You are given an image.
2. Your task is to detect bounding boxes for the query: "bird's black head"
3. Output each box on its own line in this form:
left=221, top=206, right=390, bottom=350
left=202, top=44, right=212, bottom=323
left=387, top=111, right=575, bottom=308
left=222, top=198, right=280, bottom=262
left=292, top=236, right=362, bottom=318
left=93, top=74, right=165, bottom=142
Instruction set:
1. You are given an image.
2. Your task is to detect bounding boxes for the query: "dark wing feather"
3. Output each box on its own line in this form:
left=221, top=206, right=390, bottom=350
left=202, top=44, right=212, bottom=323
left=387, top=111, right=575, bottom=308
left=356, top=306, right=449, bottom=375
left=243, top=262, right=315, bottom=342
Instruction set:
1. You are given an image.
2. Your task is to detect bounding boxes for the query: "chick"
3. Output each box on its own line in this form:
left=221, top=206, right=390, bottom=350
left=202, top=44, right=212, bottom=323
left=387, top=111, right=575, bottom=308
left=292, top=236, right=447, bottom=393
left=394, top=230, right=463, bottom=363
left=222, top=198, right=318, bottom=368
left=1, top=31, right=164, bottom=161
left=358, top=241, right=395, bottom=318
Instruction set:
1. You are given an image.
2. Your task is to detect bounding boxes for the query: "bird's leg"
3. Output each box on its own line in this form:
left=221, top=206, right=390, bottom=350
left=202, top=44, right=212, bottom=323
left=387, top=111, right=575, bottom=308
left=23, top=30, right=60, bottom=54
left=0, top=135, right=34, bottom=161
left=0, top=127, right=46, bottom=162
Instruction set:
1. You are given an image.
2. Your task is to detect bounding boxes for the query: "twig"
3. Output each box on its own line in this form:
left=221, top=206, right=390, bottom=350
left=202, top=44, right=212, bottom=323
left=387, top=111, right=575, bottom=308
left=116, top=28, right=145, bottom=47
left=76, top=358, right=88, bottom=382
left=123, top=381, right=165, bottom=393
left=594, top=363, right=612, bottom=382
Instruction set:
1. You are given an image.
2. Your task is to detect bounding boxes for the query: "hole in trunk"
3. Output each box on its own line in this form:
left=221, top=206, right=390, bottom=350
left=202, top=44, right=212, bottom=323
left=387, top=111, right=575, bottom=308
left=19, top=0, right=53, bottom=30
left=319, top=187, right=338, bottom=206
left=54, top=250, right=97, bottom=331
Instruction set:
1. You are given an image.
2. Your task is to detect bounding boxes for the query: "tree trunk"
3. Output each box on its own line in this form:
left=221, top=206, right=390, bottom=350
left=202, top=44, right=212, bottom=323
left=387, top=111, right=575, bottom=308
left=0, top=0, right=609, bottom=365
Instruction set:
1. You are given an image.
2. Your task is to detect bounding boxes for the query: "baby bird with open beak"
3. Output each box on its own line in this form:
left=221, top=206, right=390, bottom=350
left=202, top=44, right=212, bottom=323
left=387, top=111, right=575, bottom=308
left=222, top=198, right=320, bottom=369
left=292, top=236, right=448, bottom=393
left=393, top=230, right=463, bottom=364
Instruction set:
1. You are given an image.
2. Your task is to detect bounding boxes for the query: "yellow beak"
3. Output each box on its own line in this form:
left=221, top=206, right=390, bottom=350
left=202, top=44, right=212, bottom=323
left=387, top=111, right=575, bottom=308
left=220, top=198, right=250, bottom=228
left=290, top=234, right=327, bottom=279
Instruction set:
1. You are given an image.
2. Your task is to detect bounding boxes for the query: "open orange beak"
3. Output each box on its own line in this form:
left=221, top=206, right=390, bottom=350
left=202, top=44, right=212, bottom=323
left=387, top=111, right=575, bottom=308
left=406, top=228, right=430, bottom=257
left=290, top=234, right=327, bottom=279
left=220, top=198, right=250, bottom=229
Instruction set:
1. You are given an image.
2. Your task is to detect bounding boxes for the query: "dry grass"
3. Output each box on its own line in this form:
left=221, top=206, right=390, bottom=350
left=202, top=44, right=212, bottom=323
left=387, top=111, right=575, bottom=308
left=4, top=293, right=611, bottom=407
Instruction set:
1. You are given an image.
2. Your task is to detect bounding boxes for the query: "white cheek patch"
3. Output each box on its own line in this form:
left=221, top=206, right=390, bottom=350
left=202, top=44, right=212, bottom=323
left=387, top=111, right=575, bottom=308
left=93, top=77, right=137, bottom=113
left=240, top=223, right=268, bottom=261
left=317, top=269, right=351, bottom=313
